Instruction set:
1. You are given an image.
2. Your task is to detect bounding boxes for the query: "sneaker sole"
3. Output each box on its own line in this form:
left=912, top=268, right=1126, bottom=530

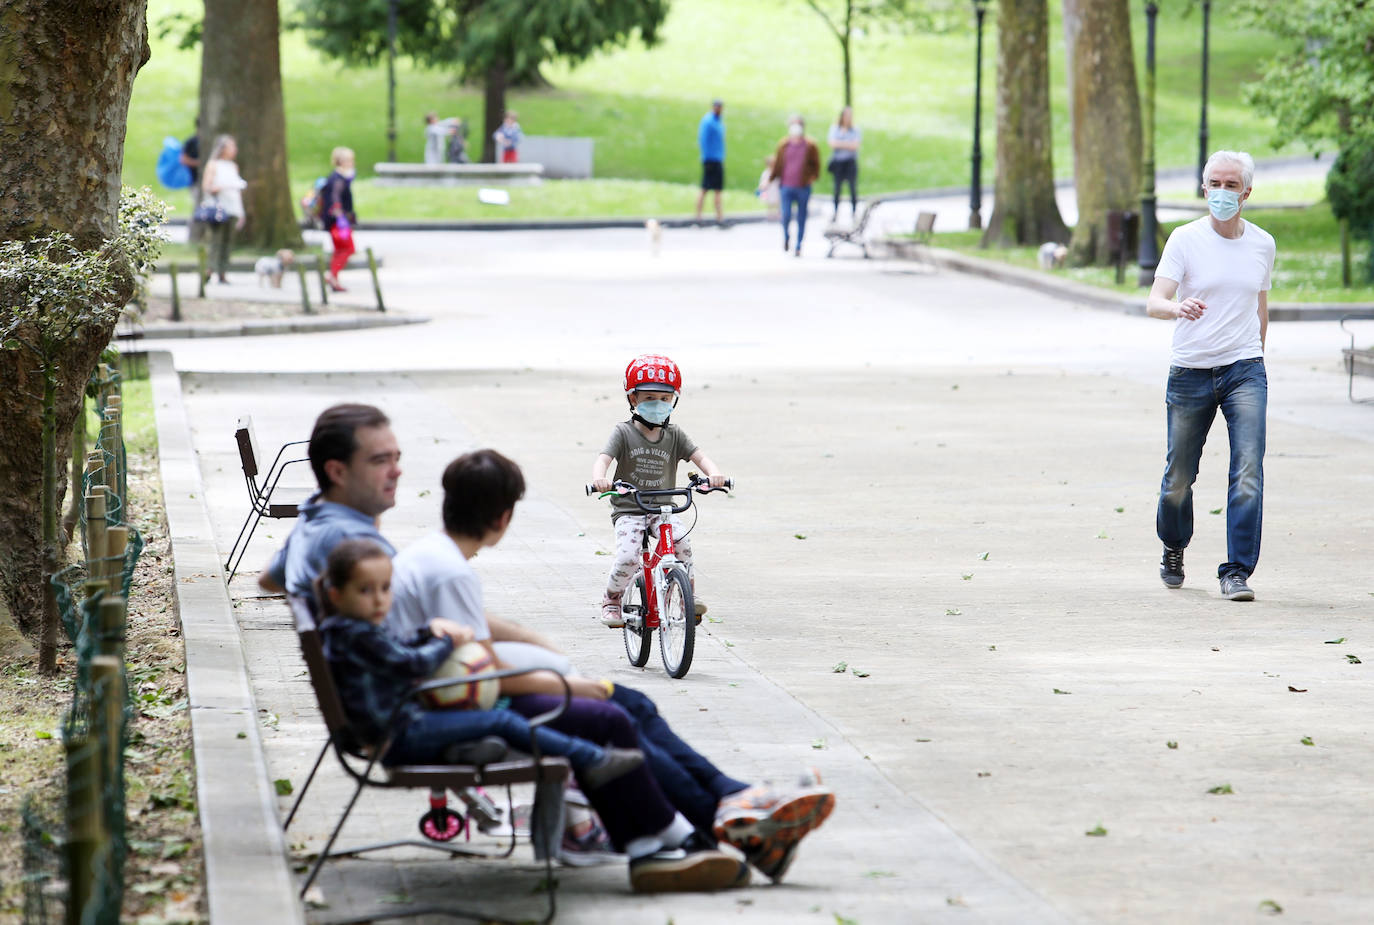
left=630, top=852, right=745, bottom=893
left=713, top=791, right=835, bottom=854
left=1161, top=577, right=1184, bottom=589
left=1222, top=589, right=1254, bottom=601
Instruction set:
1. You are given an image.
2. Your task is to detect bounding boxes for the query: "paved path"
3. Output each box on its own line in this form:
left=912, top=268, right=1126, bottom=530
left=144, top=202, right=1374, bottom=924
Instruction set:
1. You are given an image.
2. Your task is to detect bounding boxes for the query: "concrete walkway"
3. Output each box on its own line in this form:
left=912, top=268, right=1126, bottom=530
left=143, top=204, right=1374, bottom=924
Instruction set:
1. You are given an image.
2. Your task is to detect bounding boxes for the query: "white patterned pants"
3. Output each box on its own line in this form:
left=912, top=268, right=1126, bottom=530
left=605, top=514, right=693, bottom=598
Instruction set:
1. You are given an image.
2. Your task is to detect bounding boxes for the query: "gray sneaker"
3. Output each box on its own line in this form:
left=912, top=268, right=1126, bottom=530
left=1219, top=574, right=1254, bottom=601
left=1160, top=547, right=1185, bottom=589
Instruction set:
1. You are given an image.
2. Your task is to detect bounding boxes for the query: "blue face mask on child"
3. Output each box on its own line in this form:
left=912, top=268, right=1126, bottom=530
left=1207, top=188, right=1242, bottom=221
left=634, top=400, right=674, bottom=426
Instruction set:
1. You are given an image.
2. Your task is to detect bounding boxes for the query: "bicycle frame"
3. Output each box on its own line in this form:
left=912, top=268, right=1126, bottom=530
left=635, top=509, right=682, bottom=632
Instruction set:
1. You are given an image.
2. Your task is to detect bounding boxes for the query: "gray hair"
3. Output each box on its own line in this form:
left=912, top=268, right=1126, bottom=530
left=1203, top=150, right=1254, bottom=189
left=208, top=134, right=236, bottom=161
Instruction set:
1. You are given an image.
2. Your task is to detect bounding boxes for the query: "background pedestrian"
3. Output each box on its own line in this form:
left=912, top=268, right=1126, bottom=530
left=200, top=134, right=246, bottom=283
left=769, top=116, right=820, bottom=256
left=694, top=99, right=725, bottom=225
left=318, top=146, right=357, bottom=292
left=827, top=106, right=861, bottom=221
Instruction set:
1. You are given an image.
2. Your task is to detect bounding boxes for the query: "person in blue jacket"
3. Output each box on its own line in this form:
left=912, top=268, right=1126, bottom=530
left=694, top=99, right=726, bottom=225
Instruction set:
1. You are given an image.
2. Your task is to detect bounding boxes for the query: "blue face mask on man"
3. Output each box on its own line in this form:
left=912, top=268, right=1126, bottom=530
left=634, top=399, right=674, bottom=426
left=1207, top=188, right=1242, bottom=221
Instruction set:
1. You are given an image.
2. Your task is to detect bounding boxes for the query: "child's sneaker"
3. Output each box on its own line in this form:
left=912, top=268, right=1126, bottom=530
left=713, top=783, right=835, bottom=883
left=600, top=593, right=625, bottom=628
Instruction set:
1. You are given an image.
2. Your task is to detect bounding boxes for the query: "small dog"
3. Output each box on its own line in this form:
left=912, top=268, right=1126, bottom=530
left=645, top=219, right=662, bottom=257
left=1037, top=242, right=1068, bottom=270
left=254, top=249, right=296, bottom=287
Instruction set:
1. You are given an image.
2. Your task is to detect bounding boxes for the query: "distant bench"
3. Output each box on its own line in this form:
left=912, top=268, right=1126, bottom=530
left=1340, top=313, right=1374, bottom=403
left=374, top=162, right=545, bottom=186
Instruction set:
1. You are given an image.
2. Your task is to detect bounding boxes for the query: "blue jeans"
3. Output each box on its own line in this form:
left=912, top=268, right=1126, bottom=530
left=386, top=706, right=604, bottom=770
left=780, top=184, right=811, bottom=250
left=1157, top=358, right=1267, bottom=578
left=610, top=685, right=749, bottom=833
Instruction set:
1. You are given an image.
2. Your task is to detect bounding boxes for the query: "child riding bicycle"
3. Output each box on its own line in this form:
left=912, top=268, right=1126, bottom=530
left=590, top=354, right=728, bottom=628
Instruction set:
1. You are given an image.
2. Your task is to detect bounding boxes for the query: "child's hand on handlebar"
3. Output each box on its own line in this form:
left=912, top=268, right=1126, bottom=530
left=707, top=474, right=727, bottom=489
left=590, top=478, right=613, bottom=493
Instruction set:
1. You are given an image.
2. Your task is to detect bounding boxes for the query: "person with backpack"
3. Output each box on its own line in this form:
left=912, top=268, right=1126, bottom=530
left=316, top=147, right=357, bottom=292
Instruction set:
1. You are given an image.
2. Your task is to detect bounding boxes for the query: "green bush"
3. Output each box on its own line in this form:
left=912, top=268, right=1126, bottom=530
left=1326, top=141, right=1374, bottom=281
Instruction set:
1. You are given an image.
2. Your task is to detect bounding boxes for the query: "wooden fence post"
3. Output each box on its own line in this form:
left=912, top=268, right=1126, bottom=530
left=64, top=734, right=105, bottom=925
left=197, top=245, right=208, bottom=298
left=366, top=247, right=385, bottom=313
left=169, top=263, right=182, bottom=321
left=315, top=254, right=329, bottom=306
left=296, top=261, right=313, bottom=314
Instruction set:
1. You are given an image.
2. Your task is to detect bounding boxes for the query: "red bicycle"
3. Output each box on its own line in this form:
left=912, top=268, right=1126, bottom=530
left=587, top=473, right=732, bottom=679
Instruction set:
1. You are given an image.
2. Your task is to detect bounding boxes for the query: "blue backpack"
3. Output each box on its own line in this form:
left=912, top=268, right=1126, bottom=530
left=156, top=136, right=192, bottom=189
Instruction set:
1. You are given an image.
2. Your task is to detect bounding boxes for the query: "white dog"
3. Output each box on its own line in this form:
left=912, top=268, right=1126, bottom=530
left=254, top=248, right=296, bottom=287
left=1037, top=242, right=1068, bottom=270
left=645, top=219, right=662, bottom=257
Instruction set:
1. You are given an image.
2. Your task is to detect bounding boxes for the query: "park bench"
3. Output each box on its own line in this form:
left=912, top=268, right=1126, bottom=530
left=284, top=594, right=571, bottom=924
left=825, top=197, right=887, bottom=259
left=1340, top=313, right=1374, bottom=404
left=224, top=417, right=309, bottom=583
left=374, top=162, right=545, bottom=186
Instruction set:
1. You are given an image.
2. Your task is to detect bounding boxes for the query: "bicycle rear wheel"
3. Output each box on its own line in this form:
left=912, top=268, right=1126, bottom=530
left=622, top=574, right=652, bottom=667
left=658, top=566, right=695, bottom=679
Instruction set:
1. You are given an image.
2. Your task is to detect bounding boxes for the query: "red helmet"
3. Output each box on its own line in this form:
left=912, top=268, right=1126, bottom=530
left=624, top=354, right=682, bottom=393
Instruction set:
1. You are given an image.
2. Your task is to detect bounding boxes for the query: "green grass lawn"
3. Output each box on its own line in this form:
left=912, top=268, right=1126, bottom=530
left=127, top=0, right=1301, bottom=199
left=935, top=204, right=1374, bottom=304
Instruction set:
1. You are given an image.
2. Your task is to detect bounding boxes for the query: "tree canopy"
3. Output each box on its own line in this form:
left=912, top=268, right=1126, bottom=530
left=295, top=0, right=670, bottom=81
left=1236, top=0, right=1374, bottom=149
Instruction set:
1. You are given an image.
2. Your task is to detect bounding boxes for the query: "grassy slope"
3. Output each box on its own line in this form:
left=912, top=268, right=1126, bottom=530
left=126, top=0, right=1297, bottom=207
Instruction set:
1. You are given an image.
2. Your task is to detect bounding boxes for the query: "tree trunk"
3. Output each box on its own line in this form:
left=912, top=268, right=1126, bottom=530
left=983, top=0, right=1068, bottom=248
left=482, top=59, right=508, bottom=164
left=0, top=0, right=149, bottom=643
left=1063, top=0, right=1141, bottom=266
left=201, top=0, right=303, bottom=251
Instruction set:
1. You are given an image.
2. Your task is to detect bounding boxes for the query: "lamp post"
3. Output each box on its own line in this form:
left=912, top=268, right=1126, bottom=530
left=968, top=0, right=988, bottom=230
left=1138, top=2, right=1160, bottom=287
left=1196, top=0, right=1211, bottom=195
left=386, top=0, right=398, bottom=163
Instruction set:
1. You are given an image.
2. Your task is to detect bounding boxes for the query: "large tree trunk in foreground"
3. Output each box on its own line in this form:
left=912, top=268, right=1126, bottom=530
left=983, top=0, right=1068, bottom=248
left=482, top=59, right=508, bottom=164
left=0, top=0, right=150, bottom=642
left=201, top=0, right=302, bottom=251
left=1063, top=0, right=1141, bottom=266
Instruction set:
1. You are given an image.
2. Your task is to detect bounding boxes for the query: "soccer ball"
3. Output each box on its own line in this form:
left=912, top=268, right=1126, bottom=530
left=423, top=641, right=499, bottom=710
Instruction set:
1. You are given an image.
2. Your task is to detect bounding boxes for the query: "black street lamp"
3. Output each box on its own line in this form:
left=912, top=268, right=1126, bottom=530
left=1138, top=2, right=1161, bottom=287
left=386, top=0, right=398, bottom=163
left=1196, top=0, right=1212, bottom=196
left=969, top=0, right=989, bottom=231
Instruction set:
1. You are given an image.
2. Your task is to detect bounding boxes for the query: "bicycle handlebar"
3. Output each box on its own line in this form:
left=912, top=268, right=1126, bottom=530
left=584, top=473, right=733, bottom=514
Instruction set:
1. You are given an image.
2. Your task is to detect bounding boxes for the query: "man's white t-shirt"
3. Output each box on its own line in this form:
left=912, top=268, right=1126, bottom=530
left=388, top=531, right=573, bottom=675
left=1155, top=216, right=1275, bottom=369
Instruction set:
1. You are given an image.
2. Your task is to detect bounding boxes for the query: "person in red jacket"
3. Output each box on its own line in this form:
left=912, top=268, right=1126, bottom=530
left=768, top=116, right=821, bottom=257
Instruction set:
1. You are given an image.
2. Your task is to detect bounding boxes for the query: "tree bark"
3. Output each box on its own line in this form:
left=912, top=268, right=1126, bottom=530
left=482, top=58, right=508, bottom=164
left=0, top=0, right=149, bottom=642
left=1063, top=0, right=1141, bottom=266
left=982, top=0, right=1068, bottom=248
left=200, top=0, right=303, bottom=251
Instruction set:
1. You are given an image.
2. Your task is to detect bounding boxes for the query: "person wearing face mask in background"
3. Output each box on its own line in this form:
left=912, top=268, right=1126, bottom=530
left=590, top=355, right=728, bottom=628
left=768, top=116, right=821, bottom=257
left=318, top=147, right=358, bottom=292
left=1146, top=150, right=1276, bottom=603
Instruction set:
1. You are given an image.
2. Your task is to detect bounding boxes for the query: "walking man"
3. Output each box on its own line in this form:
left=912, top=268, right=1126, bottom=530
left=1146, top=150, right=1276, bottom=601
left=694, top=98, right=725, bottom=225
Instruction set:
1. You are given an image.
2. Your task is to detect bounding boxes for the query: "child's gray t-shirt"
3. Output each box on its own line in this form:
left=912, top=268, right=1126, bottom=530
left=602, top=421, right=698, bottom=522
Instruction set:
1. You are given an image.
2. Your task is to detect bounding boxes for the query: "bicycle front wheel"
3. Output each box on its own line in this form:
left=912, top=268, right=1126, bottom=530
left=622, top=574, right=652, bottom=668
left=658, top=566, right=695, bottom=679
